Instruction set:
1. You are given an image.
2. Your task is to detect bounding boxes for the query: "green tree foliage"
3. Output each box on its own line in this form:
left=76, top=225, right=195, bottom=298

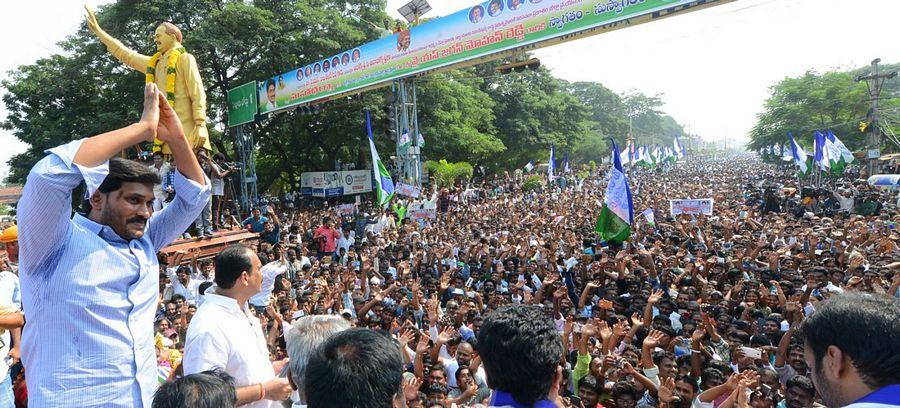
left=522, top=175, right=543, bottom=191
left=567, top=82, right=628, bottom=141
left=748, top=66, right=900, bottom=152
left=474, top=61, right=592, bottom=169
left=424, top=159, right=473, bottom=188
left=415, top=71, right=505, bottom=164
left=622, top=91, right=685, bottom=146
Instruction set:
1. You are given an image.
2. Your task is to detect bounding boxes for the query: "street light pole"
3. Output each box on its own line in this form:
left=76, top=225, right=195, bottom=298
left=856, top=58, right=898, bottom=176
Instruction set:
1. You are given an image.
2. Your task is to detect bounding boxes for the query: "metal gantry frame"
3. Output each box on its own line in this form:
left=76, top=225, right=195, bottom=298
left=392, top=78, right=423, bottom=189
left=235, top=125, right=258, bottom=210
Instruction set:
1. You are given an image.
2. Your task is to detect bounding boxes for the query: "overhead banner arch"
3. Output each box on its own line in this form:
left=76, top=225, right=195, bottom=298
left=257, top=0, right=733, bottom=114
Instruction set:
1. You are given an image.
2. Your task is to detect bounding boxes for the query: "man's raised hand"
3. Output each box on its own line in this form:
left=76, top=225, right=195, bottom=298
left=139, top=83, right=160, bottom=142
left=156, top=85, right=185, bottom=144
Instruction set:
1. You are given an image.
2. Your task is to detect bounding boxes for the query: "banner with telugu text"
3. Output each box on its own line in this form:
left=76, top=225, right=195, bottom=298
left=258, top=0, right=730, bottom=114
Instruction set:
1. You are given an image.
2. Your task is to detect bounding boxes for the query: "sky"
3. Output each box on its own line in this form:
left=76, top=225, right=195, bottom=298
left=2, top=0, right=899, bottom=178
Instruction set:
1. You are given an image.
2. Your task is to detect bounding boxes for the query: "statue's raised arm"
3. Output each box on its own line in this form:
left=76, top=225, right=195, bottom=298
left=85, top=6, right=151, bottom=72
left=84, top=6, right=211, bottom=154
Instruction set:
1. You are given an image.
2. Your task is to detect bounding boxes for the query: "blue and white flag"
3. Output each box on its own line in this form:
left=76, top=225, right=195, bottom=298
left=595, top=140, right=634, bottom=243
left=789, top=132, right=810, bottom=176
left=366, top=110, right=394, bottom=208
left=814, top=131, right=829, bottom=171
left=548, top=144, right=556, bottom=181
left=563, top=152, right=571, bottom=173
left=641, top=208, right=656, bottom=226
left=619, top=148, right=631, bottom=165
left=827, top=130, right=853, bottom=163
left=673, top=136, right=685, bottom=159
left=398, top=128, right=411, bottom=150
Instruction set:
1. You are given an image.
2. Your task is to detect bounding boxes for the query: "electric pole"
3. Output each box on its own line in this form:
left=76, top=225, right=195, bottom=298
left=855, top=58, right=898, bottom=176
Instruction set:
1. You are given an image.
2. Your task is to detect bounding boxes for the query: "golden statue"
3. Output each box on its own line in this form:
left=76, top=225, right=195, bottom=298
left=85, top=6, right=211, bottom=154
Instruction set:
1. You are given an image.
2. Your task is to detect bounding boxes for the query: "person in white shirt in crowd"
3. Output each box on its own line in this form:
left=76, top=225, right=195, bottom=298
left=368, top=210, right=394, bottom=236
left=284, top=315, right=351, bottom=408
left=249, top=244, right=290, bottom=314
left=163, top=249, right=209, bottom=305
left=193, top=258, right=215, bottom=283
left=336, top=226, right=355, bottom=256
left=836, top=188, right=855, bottom=214
left=209, top=153, right=234, bottom=231
left=183, top=244, right=292, bottom=408
left=147, top=151, right=171, bottom=212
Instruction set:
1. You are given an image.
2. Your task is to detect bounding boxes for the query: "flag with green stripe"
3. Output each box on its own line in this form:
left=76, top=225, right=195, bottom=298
left=596, top=140, right=634, bottom=244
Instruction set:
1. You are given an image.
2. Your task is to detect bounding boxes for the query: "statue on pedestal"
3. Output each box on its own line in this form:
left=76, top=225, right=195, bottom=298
left=86, top=6, right=212, bottom=154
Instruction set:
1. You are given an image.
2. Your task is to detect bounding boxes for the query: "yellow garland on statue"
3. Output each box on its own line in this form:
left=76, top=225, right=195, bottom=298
left=146, top=47, right=186, bottom=152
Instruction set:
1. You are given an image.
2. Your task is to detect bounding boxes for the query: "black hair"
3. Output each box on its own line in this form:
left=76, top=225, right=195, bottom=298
left=652, top=350, right=676, bottom=367
left=85, top=157, right=161, bottom=211
left=476, top=304, right=562, bottom=406
left=798, top=293, right=900, bottom=389
left=304, top=328, right=403, bottom=408
left=427, top=382, right=448, bottom=396
left=214, top=245, right=254, bottom=289
left=785, top=375, right=815, bottom=395
left=198, top=281, right=213, bottom=297
left=674, top=374, right=699, bottom=393
left=577, top=375, right=601, bottom=393
left=610, top=381, right=638, bottom=399
left=151, top=368, right=236, bottom=408
left=98, top=157, right=161, bottom=194
left=654, top=323, right=677, bottom=338
left=700, top=368, right=726, bottom=389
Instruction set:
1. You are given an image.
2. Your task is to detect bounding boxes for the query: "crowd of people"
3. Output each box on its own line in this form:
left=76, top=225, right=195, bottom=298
left=0, top=84, right=899, bottom=408
left=154, top=151, right=900, bottom=408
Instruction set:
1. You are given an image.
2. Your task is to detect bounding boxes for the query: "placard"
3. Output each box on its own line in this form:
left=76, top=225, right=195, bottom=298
left=669, top=198, right=714, bottom=216
left=396, top=183, right=421, bottom=198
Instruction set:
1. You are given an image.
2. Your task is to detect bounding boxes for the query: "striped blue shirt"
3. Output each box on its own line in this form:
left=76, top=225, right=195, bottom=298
left=18, top=139, right=210, bottom=407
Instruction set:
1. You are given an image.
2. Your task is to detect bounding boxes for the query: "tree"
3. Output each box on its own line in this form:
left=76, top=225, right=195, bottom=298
left=424, top=159, right=473, bottom=188
left=567, top=81, right=628, bottom=140
left=475, top=60, right=593, bottom=169
left=622, top=91, right=684, bottom=146
left=747, top=67, right=898, bottom=152
left=415, top=70, right=505, bottom=164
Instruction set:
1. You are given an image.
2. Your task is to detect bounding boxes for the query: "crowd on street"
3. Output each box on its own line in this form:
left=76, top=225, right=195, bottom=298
left=0, top=91, right=898, bottom=407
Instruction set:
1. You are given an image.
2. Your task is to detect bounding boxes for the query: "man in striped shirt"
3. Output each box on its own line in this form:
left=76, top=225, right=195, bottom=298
left=17, top=83, right=209, bottom=407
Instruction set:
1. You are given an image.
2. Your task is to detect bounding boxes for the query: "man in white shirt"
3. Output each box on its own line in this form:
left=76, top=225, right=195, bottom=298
left=370, top=212, right=394, bottom=236
left=183, top=245, right=292, bottom=407
left=148, top=151, right=171, bottom=212
left=249, top=247, right=290, bottom=314
left=336, top=227, right=355, bottom=255
left=165, top=265, right=204, bottom=305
